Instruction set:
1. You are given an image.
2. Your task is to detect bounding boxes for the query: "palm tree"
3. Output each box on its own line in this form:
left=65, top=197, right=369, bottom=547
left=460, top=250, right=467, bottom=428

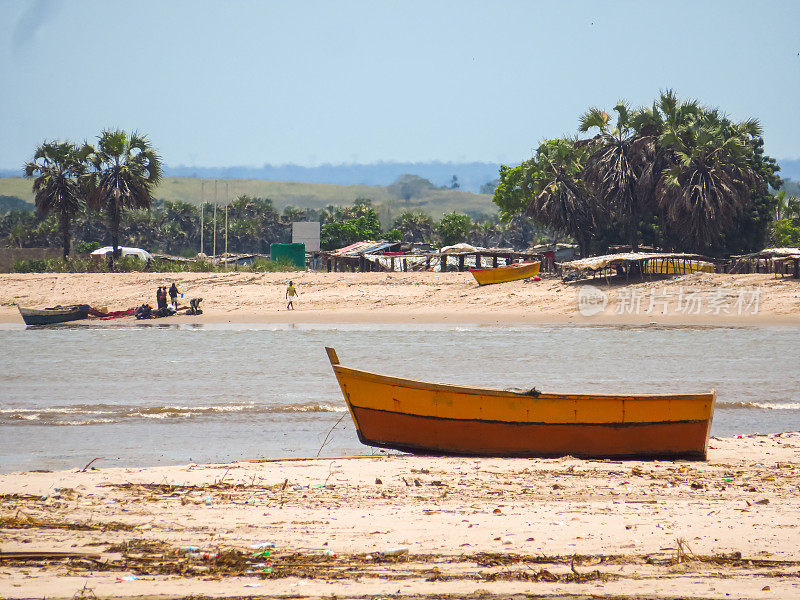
left=774, top=190, right=800, bottom=223
left=579, top=102, right=646, bottom=249
left=627, top=91, right=701, bottom=224
left=656, top=111, right=762, bottom=250
left=24, top=141, right=91, bottom=259
left=393, top=210, right=435, bottom=243
left=526, top=139, right=595, bottom=257
left=88, top=130, right=162, bottom=259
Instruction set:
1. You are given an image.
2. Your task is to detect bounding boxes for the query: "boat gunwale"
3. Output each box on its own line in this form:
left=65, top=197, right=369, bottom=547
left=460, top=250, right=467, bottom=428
left=332, top=364, right=715, bottom=402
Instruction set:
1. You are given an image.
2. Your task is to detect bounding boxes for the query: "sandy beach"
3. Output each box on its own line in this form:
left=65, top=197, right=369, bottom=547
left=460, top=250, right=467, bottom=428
left=3, top=271, right=800, bottom=599
left=1, top=271, right=800, bottom=326
left=1, top=433, right=799, bottom=599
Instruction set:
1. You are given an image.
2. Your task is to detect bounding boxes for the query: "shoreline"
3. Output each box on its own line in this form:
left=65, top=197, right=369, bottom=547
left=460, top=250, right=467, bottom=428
left=2, top=271, right=799, bottom=327
left=1, top=432, right=798, bottom=599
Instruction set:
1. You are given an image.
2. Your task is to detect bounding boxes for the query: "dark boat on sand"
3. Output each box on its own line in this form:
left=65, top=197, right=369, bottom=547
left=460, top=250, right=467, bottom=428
left=18, top=305, right=90, bottom=326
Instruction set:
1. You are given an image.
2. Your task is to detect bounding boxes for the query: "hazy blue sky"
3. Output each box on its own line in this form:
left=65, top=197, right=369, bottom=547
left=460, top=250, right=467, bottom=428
left=1, top=0, right=798, bottom=170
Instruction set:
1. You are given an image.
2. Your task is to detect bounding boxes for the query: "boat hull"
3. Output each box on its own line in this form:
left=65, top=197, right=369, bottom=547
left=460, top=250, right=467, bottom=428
left=18, top=305, right=89, bottom=326
left=350, top=406, right=710, bottom=459
left=469, top=261, right=540, bottom=285
left=326, top=347, right=715, bottom=460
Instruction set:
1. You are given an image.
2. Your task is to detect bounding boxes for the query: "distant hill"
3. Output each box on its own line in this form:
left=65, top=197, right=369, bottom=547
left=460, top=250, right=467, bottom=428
left=0, top=176, right=497, bottom=221
left=0, top=194, right=33, bottom=214
left=164, top=161, right=502, bottom=193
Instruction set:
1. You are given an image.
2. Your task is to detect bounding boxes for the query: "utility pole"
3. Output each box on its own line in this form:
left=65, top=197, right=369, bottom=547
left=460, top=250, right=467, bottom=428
left=213, top=180, right=217, bottom=258
left=224, top=182, right=229, bottom=268
left=200, top=180, right=204, bottom=255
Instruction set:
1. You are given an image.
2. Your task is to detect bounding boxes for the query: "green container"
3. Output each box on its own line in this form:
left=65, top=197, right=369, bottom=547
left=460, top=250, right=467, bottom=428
left=270, top=243, right=305, bottom=269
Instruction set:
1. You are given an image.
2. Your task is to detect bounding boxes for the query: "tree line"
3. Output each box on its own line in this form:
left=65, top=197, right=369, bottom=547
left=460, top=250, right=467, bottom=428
left=6, top=129, right=551, bottom=260
left=1, top=193, right=548, bottom=257
left=492, top=91, right=786, bottom=257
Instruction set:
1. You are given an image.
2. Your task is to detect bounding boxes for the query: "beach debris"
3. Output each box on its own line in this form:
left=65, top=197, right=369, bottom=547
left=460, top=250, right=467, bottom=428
left=188, top=552, right=218, bottom=560
left=0, top=551, right=101, bottom=560
left=116, top=575, right=137, bottom=581
left=72, top=581, right=97, bottom=600
left=380, top=546, right=409, bottom=557
left=375, top=478, right=382, bottom=484
left=79, top=457, right=103, bottom=472
left=0, top=513, right=134, bottom=532
left=248, top=542, right=276, bottom=550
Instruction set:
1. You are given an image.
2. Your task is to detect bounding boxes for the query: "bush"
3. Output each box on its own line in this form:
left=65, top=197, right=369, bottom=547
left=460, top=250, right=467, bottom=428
left=11, top=255, right=301, bottom=274
left=12, top=259, right=49, bottom=273
left=772, top=219, right=800, bottom=247
left=74, top=241, right=103, bottom=254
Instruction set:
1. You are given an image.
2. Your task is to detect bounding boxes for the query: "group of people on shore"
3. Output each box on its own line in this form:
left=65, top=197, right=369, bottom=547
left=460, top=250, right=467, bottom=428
left=156, top=282, right=180, bottom=313
left=139, top=280, right=298, bottom=318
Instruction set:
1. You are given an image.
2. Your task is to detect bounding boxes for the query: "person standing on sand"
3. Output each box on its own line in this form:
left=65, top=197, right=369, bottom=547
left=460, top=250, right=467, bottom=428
left=168, top=282, right=179, bottom=308
left=285, top=281, right=298, bottom=310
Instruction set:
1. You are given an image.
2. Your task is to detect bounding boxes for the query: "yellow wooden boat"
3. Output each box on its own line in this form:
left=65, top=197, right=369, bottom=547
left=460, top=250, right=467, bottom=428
left=469, top=260, right=540, bottom=285
left=326, top=347, right=715, bottom=459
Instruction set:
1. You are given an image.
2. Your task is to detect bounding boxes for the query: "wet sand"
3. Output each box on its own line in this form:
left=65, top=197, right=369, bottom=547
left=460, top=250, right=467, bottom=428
left=1, top=433, right=799, bottom=599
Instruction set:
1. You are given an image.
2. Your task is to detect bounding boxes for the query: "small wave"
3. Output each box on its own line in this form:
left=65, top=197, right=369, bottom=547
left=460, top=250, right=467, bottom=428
left=133, top=404, right=258, bottom=417
left=10, top=413, right=41, bottom=421
left=288, top=403, right=346, bottom=413
left=1, top=401, right=346, bottom=425
left=53, top=418, right=117, bottom=426
left=718, top=401, right=800, bottom=411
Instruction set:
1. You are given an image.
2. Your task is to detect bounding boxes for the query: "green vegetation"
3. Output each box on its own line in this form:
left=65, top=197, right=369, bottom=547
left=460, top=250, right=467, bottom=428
left=24, top=141, right=92, bottom=259
left=11, top=255, right=297, bottom=274
left=320, top=198, right=399, bottom=250
left=0, top=195, right=31, bottom=213
left=770, top=190, right=800, bottom=246
left=494, top=91, right=784, bottom=257
left=437, top=212, right=472, bottom=246
left=87, top=130, right=162, bottom=257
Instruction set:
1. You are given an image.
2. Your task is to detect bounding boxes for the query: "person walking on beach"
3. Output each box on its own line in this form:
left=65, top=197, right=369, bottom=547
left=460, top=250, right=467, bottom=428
left=286, top=281, right=298, bottom=310
left=156, top=286, right=167, bottom=310
left=168, top=282, right=179, bottom=308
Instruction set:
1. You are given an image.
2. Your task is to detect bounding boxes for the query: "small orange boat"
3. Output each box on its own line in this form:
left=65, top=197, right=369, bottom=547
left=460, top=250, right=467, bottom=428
left=469, top=260, right=541, bottom=285
left=326, top=347, right=715, bottom=459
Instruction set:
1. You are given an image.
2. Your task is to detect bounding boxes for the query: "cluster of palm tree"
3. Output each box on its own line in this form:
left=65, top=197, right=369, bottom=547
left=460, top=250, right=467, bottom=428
left=493, top=91, right=782, bottom=256
left=24, top=130, right=162, bottom=260
left=0, top=196, right=302, bottom=257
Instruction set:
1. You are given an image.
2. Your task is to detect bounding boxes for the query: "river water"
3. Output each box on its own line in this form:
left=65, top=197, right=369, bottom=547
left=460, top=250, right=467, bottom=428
left=1, top=322, right=798, bottom=472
